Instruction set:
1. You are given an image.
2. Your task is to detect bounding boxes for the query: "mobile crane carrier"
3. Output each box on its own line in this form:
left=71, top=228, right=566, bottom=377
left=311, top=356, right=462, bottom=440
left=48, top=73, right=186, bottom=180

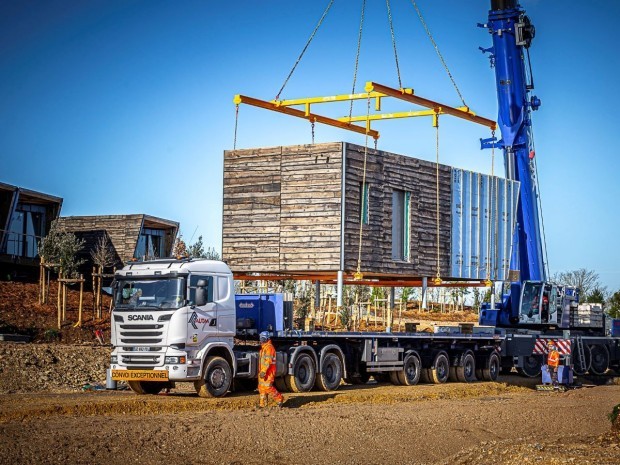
left=109, top=0, right=620, bottom=396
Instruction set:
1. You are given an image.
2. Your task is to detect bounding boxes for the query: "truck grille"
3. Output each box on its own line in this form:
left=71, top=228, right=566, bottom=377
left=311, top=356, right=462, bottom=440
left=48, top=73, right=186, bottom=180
left=120, top=354, right=163, bottom=368
left=116, top=320, right=167, bottom=367
left=119, top=323, right=164, bottom=345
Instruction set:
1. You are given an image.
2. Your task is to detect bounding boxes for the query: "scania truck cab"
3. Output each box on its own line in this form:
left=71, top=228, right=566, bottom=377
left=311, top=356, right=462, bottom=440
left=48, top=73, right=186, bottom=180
left=110, top=258, right=238, bottom=396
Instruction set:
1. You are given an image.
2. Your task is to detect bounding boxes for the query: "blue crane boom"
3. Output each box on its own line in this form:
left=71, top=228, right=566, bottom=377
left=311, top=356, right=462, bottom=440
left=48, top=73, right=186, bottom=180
left=484, top=0, right=545, bottom=283
left=479, top=0, right=558, bottom=328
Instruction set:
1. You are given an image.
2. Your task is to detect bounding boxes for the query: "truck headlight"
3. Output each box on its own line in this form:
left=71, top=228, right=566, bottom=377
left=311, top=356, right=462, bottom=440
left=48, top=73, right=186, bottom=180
left=111, top=355, right=118, bottom=364
left=164, top=356, right=186, bottom=364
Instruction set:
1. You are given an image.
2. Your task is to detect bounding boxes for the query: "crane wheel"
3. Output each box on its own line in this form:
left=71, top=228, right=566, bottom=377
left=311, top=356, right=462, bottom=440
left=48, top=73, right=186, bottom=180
left=516, top=355, right=542, bottom=378
left=589, top=344, right=610, bottom=376
left=573, top=345, right=592, bottom=376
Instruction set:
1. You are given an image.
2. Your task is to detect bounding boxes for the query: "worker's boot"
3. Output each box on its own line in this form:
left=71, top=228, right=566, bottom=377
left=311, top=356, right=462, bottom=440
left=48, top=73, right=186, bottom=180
left=277, top=399, right=284, bottom=408
left=259, top=394, right=267, bottom=408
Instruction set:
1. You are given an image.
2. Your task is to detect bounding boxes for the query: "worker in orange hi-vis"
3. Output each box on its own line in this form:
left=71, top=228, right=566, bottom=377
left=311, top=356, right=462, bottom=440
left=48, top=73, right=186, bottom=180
left=258, top=331, right=284, bottom=408
left=547, top=340, right=560, bottom=386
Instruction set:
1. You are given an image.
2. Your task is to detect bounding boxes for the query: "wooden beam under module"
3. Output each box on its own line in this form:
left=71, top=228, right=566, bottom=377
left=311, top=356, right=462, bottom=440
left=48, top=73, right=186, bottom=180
left=233, top=94, right=380, bottom=139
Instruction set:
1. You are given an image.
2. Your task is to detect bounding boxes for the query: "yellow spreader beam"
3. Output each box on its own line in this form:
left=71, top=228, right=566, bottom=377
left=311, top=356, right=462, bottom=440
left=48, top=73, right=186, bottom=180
left=365, top=82, right=497, bottom=130
left=233, top=81, right=496, bottom=140
left=233, top=94, right=379, bottom=139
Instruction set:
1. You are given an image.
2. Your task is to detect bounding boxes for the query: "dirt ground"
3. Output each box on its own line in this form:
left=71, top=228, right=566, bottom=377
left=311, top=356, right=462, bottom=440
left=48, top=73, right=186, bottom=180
left=1, top=377, right=618, bottom=465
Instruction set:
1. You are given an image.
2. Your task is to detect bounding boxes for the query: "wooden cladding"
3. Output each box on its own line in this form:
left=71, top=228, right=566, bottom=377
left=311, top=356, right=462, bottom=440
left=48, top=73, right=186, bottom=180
left=222, top=142, right=453, bottom=279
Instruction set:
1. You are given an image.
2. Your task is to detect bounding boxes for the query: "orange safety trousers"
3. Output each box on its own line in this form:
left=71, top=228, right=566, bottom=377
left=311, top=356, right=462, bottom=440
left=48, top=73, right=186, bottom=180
left=258, top=341, right=283, bottom=403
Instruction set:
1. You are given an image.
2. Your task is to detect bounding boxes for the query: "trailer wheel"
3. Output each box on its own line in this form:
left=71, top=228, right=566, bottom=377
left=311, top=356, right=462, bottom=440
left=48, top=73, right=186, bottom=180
left=573, top=345, right=592, bottom=376
left=420, top=368, right=431, bottom=384
left=482, top=352, right=500, bottom=381
left=589, top=344, right=610, bottom=376
left=128, top=381, right=167, bottom=395
left=429, top=352, right=450, bottom=384
left=274, top=377, right=288, bottom=393
left=389, top=371, right=402, bottom=385
left=194, top=356, right=232, bottom=398
left=285, top=353, right=316, bottom=393
left=397, top=352, right=421, bottom=386
left=516, top=355, right=542, bottom=378
left=315, top=353, right=343, bottom=392
left=456, top=352, right=476, bottom=383
left=373, top=373, right=389, bottom=383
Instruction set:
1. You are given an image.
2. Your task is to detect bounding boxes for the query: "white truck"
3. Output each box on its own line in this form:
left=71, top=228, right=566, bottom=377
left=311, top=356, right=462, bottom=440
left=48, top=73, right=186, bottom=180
left=110, top=258, right=507, bottom=397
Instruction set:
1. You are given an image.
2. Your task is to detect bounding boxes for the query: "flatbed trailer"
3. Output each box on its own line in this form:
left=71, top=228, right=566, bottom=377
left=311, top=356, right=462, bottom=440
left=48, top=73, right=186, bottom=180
left=233, top=330, right=504, bottom=392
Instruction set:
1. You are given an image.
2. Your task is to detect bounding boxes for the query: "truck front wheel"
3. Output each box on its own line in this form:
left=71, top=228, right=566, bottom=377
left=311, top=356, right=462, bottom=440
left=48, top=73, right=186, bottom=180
left=128, top=381, right=168, bottom=395
left=195, top=356, right=232, bottom=398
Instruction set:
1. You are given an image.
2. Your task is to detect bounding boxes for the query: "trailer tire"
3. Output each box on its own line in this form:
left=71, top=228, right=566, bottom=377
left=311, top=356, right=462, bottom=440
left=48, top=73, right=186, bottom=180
left=285, top=353, right=316, bottom=393
left=397, top=352, right=421, bottom=386
left=429, top=352, right=450, bottom=384
left=456, top=352, right=477, bottom=383
left=389, top=371, right=402, bottom=385
left=128, top=381, right=167, bottom=395
left=573, top=344, right=592, bottom=376
left=373, top=373, right=389, bottom=383
left=274, top=377, right=288, bottom=393
left=482, top=352, right=500, bottom=381
left=315, top=353, right=343, bottom=392
left=516, top=355, right=542, bottom=378
left=194, top=356, right=232, bottom=398
left=589, top=344, right=610, bottom=376
left=420, top=368, right=431, bottom=384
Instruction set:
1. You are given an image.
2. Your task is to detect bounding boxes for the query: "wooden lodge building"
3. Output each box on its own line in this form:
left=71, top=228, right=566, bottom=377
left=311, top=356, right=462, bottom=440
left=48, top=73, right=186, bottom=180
left=0, top=182, right=63, bottom=271
left=222, top=142, right=519, bottom=287
left=57, top=214, right=179, bottom=269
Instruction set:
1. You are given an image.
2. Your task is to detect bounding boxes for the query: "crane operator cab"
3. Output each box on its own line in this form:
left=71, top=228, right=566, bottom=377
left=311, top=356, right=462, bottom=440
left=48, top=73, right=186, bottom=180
left=519, top=281, right=561, bottom=326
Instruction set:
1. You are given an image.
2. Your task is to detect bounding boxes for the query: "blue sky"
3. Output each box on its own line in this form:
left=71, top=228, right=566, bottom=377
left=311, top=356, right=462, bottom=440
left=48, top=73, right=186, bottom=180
left=2, top=1, right=619, bottom=291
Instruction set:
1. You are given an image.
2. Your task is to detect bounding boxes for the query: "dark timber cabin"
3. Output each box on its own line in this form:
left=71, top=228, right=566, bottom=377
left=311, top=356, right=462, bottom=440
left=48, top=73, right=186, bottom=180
left=58, top=215, right=179, bottom=268
left=0, top=182, right=63, bottom=275
left=222, top=142, right=519, bottom=286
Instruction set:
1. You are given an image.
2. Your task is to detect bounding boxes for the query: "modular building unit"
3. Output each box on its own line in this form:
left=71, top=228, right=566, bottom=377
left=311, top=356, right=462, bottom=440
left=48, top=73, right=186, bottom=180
left=222, top=142, right=519, bottom=283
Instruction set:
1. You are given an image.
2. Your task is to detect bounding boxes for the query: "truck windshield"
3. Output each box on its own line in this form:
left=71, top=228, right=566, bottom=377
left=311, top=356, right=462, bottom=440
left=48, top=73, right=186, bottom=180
left=115, top=278, right=185, bottom=310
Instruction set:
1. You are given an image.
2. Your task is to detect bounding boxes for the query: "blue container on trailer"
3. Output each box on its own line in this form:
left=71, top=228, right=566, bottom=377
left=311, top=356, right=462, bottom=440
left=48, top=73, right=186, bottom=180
left=611, top=319, right=620, bottom=337
left=235, top=294, right=284, bottom=336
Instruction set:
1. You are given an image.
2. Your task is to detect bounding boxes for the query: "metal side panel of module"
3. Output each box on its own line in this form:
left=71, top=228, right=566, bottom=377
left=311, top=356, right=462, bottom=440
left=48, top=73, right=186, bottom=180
left=450, top=168, right=519, bottom=281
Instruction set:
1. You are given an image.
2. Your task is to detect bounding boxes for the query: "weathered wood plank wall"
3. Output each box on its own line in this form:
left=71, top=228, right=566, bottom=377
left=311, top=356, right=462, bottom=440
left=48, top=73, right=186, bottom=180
left=222, top=142, right=453, bottom=279
left=222, top=147, right=283, bottom=272
left=343, top=143, right=452, bottom=278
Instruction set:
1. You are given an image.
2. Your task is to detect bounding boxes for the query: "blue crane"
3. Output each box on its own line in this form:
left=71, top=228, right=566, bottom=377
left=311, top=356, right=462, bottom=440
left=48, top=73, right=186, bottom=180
left=478, top=0, right=575, bottom=329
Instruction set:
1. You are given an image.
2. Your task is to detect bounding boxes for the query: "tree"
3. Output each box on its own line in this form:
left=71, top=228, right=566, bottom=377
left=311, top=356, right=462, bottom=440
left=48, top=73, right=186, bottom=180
left=607, top=291, right=620, bottom=319
left=91, top=234, right=116, bottom=270
left=585, top=286, right=608, bottom=304
left=553, top=268, right=602, bottom=300
left=172, top=234, right=188, bottom=257
left=39, top=220, right=85, bottom=278
left=187, top=236, right=220, bottom=260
